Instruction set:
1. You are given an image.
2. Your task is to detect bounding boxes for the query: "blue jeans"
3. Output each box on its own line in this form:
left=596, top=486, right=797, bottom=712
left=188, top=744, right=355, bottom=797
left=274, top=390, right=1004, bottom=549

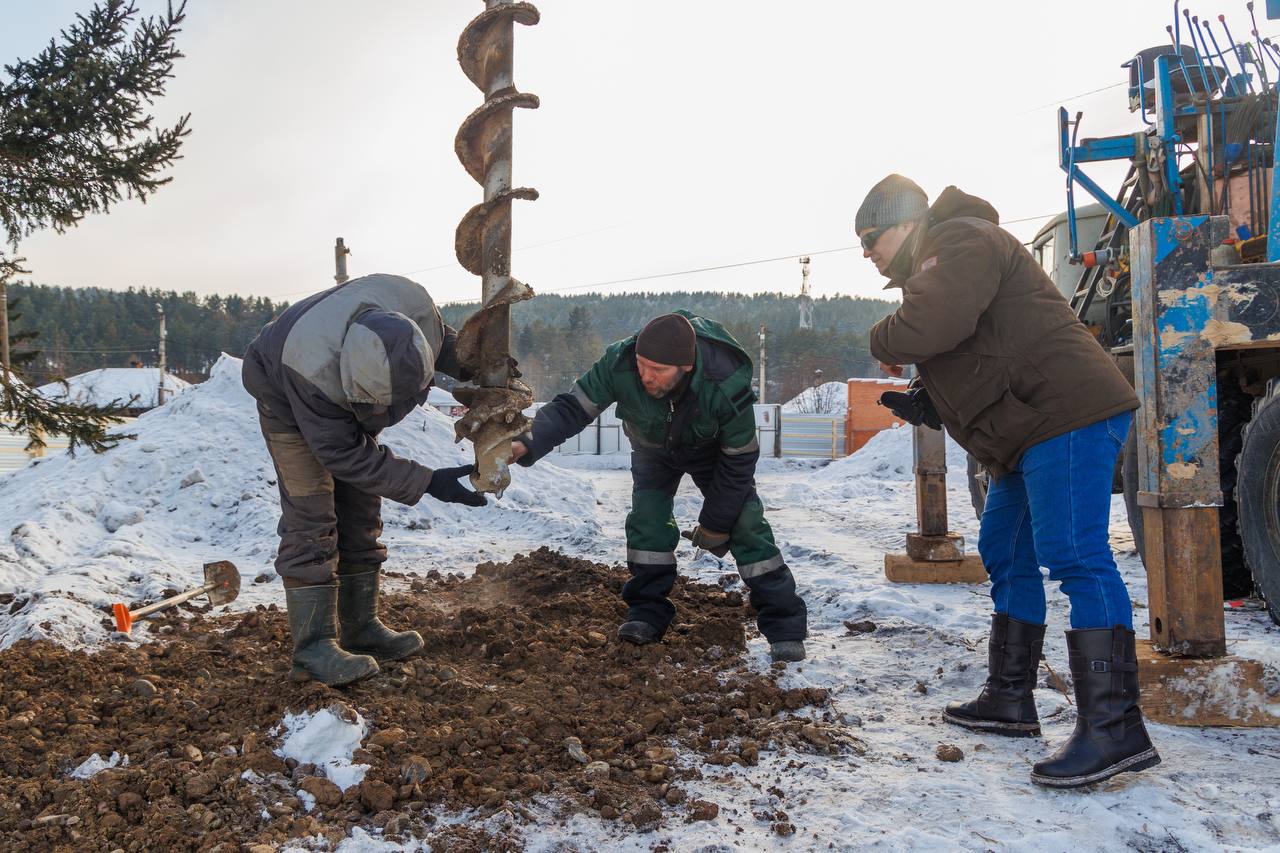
left=977, top=411, right=1134, bottom=630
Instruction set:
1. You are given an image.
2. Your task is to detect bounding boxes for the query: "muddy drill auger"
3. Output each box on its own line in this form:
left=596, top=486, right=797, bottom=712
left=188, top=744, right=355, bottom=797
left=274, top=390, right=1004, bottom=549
left=452, top=1, right=540, bottom=496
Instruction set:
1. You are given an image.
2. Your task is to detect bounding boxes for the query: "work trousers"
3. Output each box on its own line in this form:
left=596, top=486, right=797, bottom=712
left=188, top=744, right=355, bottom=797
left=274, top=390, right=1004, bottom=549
left=259, top=415, right=387, bottom=585
left=624, top=450, right=808, bottom=642
left=977, top=411, right=1134, bottom=629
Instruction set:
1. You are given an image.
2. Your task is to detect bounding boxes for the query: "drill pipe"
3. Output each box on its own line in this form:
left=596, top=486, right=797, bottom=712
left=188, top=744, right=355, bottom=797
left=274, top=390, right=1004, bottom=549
left=453, top=1, right=540, bottom=496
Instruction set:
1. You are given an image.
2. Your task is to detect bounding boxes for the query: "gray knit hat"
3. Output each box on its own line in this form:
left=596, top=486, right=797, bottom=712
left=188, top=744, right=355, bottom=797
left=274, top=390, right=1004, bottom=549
left=855, top=174, right=929, bottom=234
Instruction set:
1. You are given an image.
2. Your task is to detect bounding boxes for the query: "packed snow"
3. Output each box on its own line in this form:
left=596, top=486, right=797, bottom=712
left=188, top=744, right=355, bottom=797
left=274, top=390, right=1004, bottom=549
left=4, top=357, right=1280, bottom=850
left=0, top=355, right=598, bottom=650
left=781, top=379, right=850, bottom=414
left=68, top=751, right=128, bottom=780
left=37, top=367, right=191, bottom=410
left=274, top=706, right=370, bottom=792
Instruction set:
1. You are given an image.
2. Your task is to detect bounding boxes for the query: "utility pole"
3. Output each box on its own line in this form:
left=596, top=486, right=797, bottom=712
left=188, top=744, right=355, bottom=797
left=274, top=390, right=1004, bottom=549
left=798, top=256, right=814, bottom=330
left=156, top=303, right=167, bottom=406
left=334, top=237, right=350, bottom=285
left=757, top=323, right=767, bottom=404
left=0, top=278, right=9, bottom=385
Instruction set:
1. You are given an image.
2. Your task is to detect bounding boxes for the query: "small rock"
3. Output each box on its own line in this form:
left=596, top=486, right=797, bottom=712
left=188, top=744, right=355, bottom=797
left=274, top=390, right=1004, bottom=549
left=688, top=800, right=719, bottom=822
left=664, top=787, right=686, bottom=805
left=643, top=747, right=676, bottom=763
left=299, top=776, right=342, bottom=808
left=584, top=761, right=610, bottom=779
left=184, top=773, right=216, bottom=799
left=774, top=822, right=796, bottom=836
left=645, top=764, right=669, bottom=783
left=844, top=619, right=877, bottom=634
left=936, top=744, right=964, bottom=763
left=584, top=631, right=607, bottom=648
left=117, top=792, right=143, bottom=813
left=605, top=673, right=630, bottom=689
left=914, top=680, right=928, bottom=695
left=369, top=727, right=406, bottom=748
left=564, top=736, right=590, bottom=764
left=629, top=800, right=663, bottom=830
left=600, top=805, right=620, bottom=820
left=181, top=744, right=203, bottom=763
left=132, top=679, right=157, bottom=699
left=400, top=755, right=431, bottom=785
left=359, top=780, right=396, bottom=813
left=436, top=666, right=458, bottom=682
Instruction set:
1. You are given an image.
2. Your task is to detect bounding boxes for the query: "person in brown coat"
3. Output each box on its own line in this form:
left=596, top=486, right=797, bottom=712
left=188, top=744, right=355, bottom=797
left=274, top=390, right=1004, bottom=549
left=859, top=174, right=1160, bottom=788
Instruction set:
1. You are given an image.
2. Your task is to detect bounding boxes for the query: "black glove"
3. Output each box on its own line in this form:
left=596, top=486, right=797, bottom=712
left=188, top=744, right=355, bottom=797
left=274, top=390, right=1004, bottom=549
left=878, top=384, right=942, bottom=430
left=682, top=526, right=731, bottom=558
left=425, top=464, right=488, bottom=507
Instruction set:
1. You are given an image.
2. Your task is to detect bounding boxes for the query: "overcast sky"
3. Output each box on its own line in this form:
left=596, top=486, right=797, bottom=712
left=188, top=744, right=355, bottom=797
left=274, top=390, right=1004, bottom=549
left=2, top=0, right=1252, bottom=308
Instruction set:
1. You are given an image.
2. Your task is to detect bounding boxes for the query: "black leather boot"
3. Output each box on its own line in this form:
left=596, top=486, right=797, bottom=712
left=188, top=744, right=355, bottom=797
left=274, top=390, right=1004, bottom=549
left=337, top=570, right=424, bottom=662
left=1030, top=626, right=1161, bottom=788
left=617, top=620, right=662, bottom=645
left=285, top=583, right=379, bottom=686
left=943, top=613, right=1045, bottom=737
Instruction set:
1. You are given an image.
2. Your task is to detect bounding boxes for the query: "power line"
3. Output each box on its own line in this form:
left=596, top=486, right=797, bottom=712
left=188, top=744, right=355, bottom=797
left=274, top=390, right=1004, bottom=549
left=444, top=212, right=1060, bottom=302
left=1018, top=81, right=1127, bottom=116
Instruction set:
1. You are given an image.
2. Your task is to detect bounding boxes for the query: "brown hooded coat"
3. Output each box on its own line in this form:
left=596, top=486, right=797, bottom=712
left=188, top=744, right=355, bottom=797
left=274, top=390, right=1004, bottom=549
left=868, top=187, right=1138, bottom=479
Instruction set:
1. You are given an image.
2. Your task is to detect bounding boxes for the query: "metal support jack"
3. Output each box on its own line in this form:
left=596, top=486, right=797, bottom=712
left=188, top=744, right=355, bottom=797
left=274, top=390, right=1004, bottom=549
left=1130, top=214, right=1280, bottom=726
left=884, top=425, right=987, bottom=584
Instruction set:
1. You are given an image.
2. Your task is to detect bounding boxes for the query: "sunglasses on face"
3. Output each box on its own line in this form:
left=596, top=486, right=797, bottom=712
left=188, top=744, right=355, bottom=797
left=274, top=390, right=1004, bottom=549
left=860, top=225, right=893, bottom=252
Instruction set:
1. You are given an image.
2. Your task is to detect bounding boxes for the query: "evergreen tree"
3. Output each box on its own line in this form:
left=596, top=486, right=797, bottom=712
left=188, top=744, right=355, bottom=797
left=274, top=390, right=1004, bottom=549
left=0, top=1, right=189, bottom=452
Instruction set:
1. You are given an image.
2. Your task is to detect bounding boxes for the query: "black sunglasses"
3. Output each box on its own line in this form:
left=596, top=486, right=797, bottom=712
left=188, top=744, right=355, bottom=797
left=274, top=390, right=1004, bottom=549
left=860, top=225, right=893, bottom=252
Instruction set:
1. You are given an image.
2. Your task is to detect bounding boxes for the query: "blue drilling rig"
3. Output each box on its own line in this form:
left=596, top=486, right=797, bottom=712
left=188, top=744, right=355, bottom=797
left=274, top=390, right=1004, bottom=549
left=1058, top=1, right=1280, bottom=650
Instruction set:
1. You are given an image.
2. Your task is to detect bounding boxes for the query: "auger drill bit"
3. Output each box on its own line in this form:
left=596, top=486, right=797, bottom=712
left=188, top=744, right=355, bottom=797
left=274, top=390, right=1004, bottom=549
left=453, top=0, right=540, bottom=496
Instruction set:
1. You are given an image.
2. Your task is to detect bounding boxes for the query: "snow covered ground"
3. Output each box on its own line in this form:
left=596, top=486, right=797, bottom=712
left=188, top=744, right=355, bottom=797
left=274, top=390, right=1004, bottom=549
left=3, top=355, right=1280, bottom=850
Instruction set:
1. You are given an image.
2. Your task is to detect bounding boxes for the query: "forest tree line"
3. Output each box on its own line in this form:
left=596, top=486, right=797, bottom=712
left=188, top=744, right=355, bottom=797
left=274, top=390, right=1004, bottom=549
left=6, top=283, right=897, bottom=404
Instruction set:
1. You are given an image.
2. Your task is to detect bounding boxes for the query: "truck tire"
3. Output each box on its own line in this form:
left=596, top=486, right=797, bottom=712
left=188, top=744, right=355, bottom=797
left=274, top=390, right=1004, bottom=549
left=1236, top=382, right=1280, bottom=625
left=967, top=454, right=988, bottom=520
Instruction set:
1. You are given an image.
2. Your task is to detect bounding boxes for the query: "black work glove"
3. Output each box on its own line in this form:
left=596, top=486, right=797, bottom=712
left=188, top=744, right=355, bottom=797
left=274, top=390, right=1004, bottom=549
left=425, top=464, right=488, bottom=507
left=682, top=526, right=731, bottom=558
left=878, top=383, right=942, bottom=430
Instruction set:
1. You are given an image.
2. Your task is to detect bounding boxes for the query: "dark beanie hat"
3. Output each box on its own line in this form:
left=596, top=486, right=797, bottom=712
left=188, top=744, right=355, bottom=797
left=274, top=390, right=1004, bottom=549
left=636, top=313, right=697, bottom=366
left=855, top=174, right=929, bottom=233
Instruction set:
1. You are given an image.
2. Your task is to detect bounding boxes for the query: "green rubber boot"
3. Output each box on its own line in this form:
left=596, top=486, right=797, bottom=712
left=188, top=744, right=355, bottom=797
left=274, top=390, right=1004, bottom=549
left=285, top=583, right=379, bottom=686
left=337, top=570, right=424, bottom=662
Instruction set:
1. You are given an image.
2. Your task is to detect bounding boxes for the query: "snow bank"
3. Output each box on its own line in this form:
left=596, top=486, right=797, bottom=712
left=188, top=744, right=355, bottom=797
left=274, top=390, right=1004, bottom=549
left=812, top=422, right=969, bottom=483
left=781, top=380, right=850, bottom=414
left=274, top=706, right=369, bottom=791
left=0, top=354, right=598, bottom=650
left=38, top=367, right=191, bottom=410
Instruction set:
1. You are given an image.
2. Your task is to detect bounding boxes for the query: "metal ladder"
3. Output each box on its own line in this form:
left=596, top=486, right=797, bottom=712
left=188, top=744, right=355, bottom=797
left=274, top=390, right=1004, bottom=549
left=1069, top=163, right=1146, bottom=330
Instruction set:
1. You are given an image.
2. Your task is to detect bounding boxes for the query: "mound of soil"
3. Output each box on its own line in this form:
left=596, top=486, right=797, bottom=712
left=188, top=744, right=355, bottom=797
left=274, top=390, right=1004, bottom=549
left=0, top=548, right=836, bottom=851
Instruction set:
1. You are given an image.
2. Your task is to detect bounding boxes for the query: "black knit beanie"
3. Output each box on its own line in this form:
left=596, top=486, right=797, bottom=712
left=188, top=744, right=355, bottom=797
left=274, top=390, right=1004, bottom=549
left=636, top=313, right=697, bottom=366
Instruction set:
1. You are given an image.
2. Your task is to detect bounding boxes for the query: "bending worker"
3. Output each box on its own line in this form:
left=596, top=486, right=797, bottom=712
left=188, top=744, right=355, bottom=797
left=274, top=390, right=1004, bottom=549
left=858, top=174, right=1160, bottom=788
left=243, top=273, right=487, bottom=687
left=510, top=311, right=809, bottom=662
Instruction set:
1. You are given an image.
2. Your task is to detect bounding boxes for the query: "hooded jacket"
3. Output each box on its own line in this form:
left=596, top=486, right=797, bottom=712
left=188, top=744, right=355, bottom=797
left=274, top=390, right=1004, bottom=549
left=519, top=311, right=761, bottom=533
left=241, top=274, right=462, bottom=505
left=868, top=187, right=1138, bottom=479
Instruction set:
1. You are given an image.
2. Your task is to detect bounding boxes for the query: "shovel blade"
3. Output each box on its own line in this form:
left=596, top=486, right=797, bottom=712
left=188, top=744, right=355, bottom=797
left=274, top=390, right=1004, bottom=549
left=202, top=560, right=241, bottom=606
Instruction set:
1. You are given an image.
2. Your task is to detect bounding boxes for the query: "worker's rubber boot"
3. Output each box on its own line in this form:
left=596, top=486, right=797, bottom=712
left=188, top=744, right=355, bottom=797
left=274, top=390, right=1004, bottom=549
left=617, top=620, right=662, bottom=645
left=337, top=570, right=424, bottom=663
left=285, top=583, right=379, bottom=686
left=943, top=613, right=1045, bottom=737
left=769, top=640, right=805, bottom=663
left=1030, top=627, right=1161, bottom=788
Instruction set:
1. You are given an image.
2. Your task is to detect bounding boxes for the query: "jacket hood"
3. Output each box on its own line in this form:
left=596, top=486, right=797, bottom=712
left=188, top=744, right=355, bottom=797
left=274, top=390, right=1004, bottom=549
left=927, top=186, right=1000, bottom=227
left=339, top=309, right=435, bottom=406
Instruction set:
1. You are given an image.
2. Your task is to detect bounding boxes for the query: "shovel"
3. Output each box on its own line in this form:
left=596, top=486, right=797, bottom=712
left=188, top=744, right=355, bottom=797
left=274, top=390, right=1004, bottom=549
left=112, top=560, right=241, bottom=634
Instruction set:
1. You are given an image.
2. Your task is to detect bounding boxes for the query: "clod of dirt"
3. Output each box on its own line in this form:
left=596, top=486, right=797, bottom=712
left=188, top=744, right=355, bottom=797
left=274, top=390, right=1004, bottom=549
left=0, top=547, right=835, bottom=849
left=936, top=744, right=965, bottom=762
left=844, top=619, right=878, bottom=634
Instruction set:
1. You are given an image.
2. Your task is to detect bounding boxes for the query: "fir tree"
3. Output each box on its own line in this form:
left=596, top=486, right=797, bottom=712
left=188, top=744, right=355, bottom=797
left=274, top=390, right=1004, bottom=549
left=0, top=1, right=189, bottom=453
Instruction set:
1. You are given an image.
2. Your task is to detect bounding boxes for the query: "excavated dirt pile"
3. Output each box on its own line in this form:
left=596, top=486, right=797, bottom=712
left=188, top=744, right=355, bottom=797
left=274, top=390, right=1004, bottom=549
left=0, top=548, right=840, bottom=851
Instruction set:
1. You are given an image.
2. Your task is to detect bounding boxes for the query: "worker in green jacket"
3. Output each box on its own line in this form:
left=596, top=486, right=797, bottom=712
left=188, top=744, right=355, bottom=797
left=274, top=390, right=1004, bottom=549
left=510, top=312, right=808, bottom=662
